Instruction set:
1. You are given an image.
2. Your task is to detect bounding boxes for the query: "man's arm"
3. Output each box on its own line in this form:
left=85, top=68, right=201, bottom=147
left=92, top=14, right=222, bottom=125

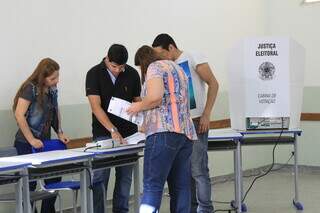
left=196, top=63, right=219, bottom=133
left=87, top=95, right=124, bottom=143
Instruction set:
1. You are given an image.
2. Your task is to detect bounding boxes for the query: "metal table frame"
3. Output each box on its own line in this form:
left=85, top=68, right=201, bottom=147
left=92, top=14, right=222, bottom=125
left=239, top=129, right=303, bottom=211
left=73, top=144, right=144, bottom=213
left=208, top=129, right=303, bottom=212
left=0, top=151, right=95, bottom=213
left=208, top=130, right=243, bottom=213
left=0, top=162, right=30, bottom=213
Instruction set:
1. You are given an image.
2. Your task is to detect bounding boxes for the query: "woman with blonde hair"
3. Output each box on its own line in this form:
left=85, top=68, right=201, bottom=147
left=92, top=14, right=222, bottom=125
left=13, top=58, right=69, bottom=213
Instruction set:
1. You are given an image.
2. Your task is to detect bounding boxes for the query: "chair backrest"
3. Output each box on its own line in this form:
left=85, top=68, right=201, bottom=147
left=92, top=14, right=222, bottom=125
left=32, top=139, right=66, bottom=153
left=0, top=147, right=17, bottom=157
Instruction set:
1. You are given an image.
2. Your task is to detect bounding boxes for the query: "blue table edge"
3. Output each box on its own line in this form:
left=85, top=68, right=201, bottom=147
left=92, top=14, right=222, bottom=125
left=0, top=162, right=31, bottom=172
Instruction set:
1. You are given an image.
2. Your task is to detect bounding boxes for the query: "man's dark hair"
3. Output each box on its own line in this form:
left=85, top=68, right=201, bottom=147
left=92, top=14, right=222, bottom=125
left=107, top=44, right=128, bottom=65
left=152, top=33, right=178, bottom=50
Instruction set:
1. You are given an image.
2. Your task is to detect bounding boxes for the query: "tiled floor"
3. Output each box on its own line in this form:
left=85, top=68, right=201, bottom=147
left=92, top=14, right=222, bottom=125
left=124, top=168, right=320, bottom=213
left=66, top=168, right=320, bottom=212
left=210, top=170, right=320, bottom=213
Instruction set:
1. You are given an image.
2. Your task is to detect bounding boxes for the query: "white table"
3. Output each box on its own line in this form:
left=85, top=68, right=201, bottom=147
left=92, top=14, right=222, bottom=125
left=208, top=129, right=243, bottom=213
left=0, top=161, right=30, bottom=213
left=239, top=129, right=303, bottom=211
left=208, top=128, right=303, bottom=212
left=0, top=150, right=95, bottom=213
left=72, top=143, right=145, bottom=213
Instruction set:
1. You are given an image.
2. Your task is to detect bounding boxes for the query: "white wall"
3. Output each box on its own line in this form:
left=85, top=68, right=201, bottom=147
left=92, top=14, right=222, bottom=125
left=2, top=0, right=320, bottom=211
left=266, top=0, right=320, bottom=87
left=0, top=0, right=267, bottom=110
left=266, top=0, right=320, bottom=165
left=0, top=0, right=270, bottom=211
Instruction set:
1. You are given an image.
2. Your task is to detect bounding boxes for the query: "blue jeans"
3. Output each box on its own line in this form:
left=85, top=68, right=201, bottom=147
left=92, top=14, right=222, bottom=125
left=92, top=137, right=133, bottom=213
left=141, top=132, right=193, bottom=213
left=190, top=121, right=213, bottom=213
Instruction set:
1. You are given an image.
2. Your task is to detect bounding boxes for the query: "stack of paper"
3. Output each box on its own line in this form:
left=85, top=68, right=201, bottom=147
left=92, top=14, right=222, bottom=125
left=125, top=132, right=146, bottom=145
left=85, top=132, right=146, bottom=150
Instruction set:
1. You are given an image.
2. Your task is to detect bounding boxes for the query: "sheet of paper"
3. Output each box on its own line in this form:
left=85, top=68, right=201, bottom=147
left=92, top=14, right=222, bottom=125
left=125, top=132, right=146, bottom=145
left=108, top=97, right=144, bottom=126
left=208, top=128, right=242, bottom=139
left=85, top=132, right=146, bottom=149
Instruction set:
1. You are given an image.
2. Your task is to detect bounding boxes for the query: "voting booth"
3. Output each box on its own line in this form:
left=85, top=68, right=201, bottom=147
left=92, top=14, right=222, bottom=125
left=228, top=37, right=305, bottom=130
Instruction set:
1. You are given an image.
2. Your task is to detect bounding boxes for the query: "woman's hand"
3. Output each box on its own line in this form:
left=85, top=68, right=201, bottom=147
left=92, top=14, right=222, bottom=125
left=29, top=138, right=44, bottom=149
left=127, top=102, right=143, bottom=116
left=58, top=133, right=70, bottom=144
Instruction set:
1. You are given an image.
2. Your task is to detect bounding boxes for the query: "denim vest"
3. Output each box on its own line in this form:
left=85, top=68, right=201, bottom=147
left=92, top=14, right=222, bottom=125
left=15, top=83, right=59, bottom=143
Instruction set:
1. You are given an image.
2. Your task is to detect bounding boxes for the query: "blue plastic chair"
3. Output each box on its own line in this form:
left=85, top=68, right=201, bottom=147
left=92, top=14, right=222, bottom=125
left=32, top=139, right=80, bottom=213
left=32, top=139, right=67, bottom=152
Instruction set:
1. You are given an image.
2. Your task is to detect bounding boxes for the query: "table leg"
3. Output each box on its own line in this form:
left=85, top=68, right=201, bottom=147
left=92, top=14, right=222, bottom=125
left=133, top=159, right=140, bottom=213
left=80, top=162, right=88, bottom=213
left=293, top=134, right=303, bottom=210
left=87, top=159, right=94, bottom=213
left=22, top=168, right=31, bottom=213
left=233, top=148, right=239, bottom=208
left=15, top=172, right=23, bottom=213
left=236, top=139, right=242, bottom=213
